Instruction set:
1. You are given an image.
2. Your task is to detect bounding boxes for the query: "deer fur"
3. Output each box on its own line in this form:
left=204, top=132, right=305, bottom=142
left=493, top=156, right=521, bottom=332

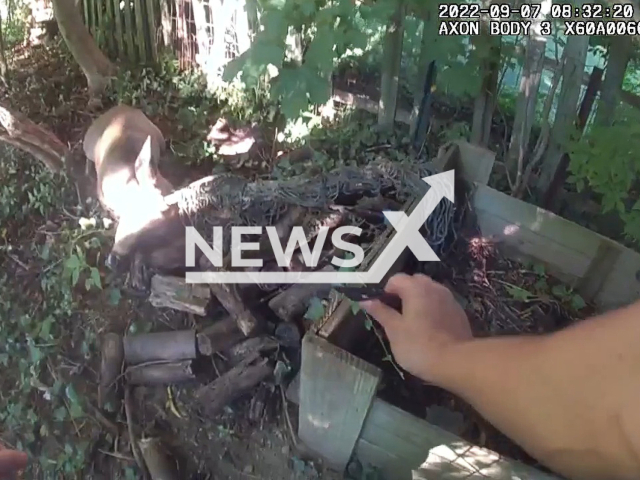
left=83, top=105, right=186, bottom=274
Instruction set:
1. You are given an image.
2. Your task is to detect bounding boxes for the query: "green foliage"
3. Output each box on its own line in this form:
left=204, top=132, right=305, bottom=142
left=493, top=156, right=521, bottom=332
left=0, top=146, right=130, bottom=477
left=304, top=296, right=326, bottom=322
left=510, top=261, right=587, bottom=312
left=1, top=0, right=30, bottom=49
left=567, top=106, right=640, bottom=245
left=108, top=58, right=275, bottom=166
left=223, top=0, right=403, bottom=124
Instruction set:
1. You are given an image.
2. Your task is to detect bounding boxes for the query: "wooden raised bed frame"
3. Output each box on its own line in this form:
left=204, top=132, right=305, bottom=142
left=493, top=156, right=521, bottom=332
left=291, top=141, right=640, bottom=480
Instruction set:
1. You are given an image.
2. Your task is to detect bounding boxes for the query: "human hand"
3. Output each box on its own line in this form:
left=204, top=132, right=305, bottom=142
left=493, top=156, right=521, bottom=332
left=0, top=443, right=27, bottom=480
left=360, top=273, right=473, bottom=383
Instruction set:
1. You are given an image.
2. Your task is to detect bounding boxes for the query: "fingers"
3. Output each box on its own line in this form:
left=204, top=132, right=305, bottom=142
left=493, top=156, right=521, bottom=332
left=384, top=273, right=438, bottom=299
left=360, top=298, right=402, bottom=328
left=0, top=449, right=27, bottom=476
left=360, top=273, right=437, bottom=328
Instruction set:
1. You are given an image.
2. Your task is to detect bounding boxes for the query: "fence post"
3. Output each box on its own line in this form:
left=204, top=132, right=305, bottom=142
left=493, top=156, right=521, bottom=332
left=378, top=0, right=406, bottom=130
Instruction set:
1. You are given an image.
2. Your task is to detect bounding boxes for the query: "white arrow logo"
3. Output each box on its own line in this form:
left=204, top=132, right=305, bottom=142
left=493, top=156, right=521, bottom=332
left=185, top=170, right=455, bottom=284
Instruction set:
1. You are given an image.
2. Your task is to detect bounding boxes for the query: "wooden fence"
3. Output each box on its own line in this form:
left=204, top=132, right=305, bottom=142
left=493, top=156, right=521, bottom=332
left=78, top=0, right=250, bottom=71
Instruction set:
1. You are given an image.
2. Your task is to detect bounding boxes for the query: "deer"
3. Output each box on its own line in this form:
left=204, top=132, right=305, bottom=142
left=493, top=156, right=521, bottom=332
left=83, top=105, right=189, bottom=290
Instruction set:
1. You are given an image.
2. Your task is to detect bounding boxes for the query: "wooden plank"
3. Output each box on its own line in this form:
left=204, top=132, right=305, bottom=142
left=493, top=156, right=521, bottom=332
left=103, top=0, right=116, bottom=55
left=575, top=240, right=621, bottom=302
left=148, top=275, right=211, bottom=315
left=133, top=0, right=148, bottom=62
left=456, top=141, right=496, bottom=186
left=298, top=333, right=382, bottom=473
left=122, top=0, right=136, bottom=62
left=472, top=183, right=640, bottom=311
left=316, top=197, right=417, bottom=341
left=145, top=0, right=158, bottom=61
left=113, top=0, right=125, bottom=58
left=594, top=247, right=640, bottom=311
left=354, top=399, right=560, bottom=480
left=433, top=141, right=496, bottom=186
left=83, top=0, right=91, bottom=32
left=95, top=0, right=104, bottom=48
left=472, top=184, right=600, bottom=285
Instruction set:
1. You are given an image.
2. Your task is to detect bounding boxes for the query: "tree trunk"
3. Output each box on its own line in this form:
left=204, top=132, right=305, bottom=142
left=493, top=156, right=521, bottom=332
left=0, top=104, right=68, bottom=172
left=513, top=49, right=565, bottom=198
left=536, top=30, right=589, bottom=192
left=541, top=66, right=602, bottom=209
left=505, top=0, right=551, bottom=190
left=378, top=0, right=406, bottom=131
left=52, top=0, right=116, bottom=95
left=410, top=10, right=435, bottom=138
left=470, top=6, right=501, bottom=148
left=594, top=35, right=632, bottom=127
left=159, top=0, right=172, bottom=49
left=0, top=13, right=8, bottom=82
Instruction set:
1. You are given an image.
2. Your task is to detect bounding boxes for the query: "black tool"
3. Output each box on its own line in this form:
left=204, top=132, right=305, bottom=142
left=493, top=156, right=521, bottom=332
left=334, top=285, right=402, bottom=313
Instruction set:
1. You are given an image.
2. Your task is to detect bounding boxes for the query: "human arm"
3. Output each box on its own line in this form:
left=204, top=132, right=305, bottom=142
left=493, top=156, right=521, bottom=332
left=360, top=273, right=640, bottom=480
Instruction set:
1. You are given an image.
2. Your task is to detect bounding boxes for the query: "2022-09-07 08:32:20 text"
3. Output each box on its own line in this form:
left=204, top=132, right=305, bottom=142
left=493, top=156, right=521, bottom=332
left=436, top=2, right=639, bottom=36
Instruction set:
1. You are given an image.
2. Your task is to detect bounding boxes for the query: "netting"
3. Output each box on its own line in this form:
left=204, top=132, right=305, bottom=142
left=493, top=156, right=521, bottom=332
left=169, top=157, right=456, bottom=255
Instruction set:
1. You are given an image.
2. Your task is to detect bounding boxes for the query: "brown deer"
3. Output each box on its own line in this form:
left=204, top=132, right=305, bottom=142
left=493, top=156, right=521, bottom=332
left=83, top=105, right=187, bottom=282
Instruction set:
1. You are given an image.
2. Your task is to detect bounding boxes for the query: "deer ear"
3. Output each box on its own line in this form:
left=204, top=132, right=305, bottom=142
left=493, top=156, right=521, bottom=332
left=134, top=136, right=157, bottom=187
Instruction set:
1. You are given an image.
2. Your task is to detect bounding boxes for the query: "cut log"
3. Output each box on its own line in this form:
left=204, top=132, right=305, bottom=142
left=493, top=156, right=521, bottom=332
left=207, top=282, right=267, bottom=337
left=197, top=316, right=246, bottom=355
left=195, top=355, right=273, bottom=417
left=148, top=275, right=211, bottom=316
left=268, top=265, right=336, bottom=322
left=138, top=438, right=179, bottom=480
left=123, top=330, right=197, bottom=365
left=223, top=336, right=280, bottom=366
left=125, top=360, right=196, bottom=385
left=99, top=332, right=124, bottom=410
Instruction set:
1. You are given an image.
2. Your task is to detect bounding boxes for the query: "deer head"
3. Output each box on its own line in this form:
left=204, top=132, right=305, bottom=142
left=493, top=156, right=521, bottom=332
left=104, top=137, right=183, bottom=273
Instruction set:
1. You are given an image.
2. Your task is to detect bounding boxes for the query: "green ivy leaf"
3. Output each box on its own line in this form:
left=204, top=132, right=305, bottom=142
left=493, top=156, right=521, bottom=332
left=533, top=263, right=546, bottom=276
left=107, top=287, right=122, bottom=306
left=350, top=300, right=361, bottom=315
left=65, top=384, right=80, bottom=405
left=504, top=284, right=535, bottom=302
left=571, top=294, right=587, bottom=311
left=64, top=254, right=80, bottom=271
left=39, top=316, right=53, bottom=340
left=364, top=317, right=373, bottom=331
left=551, top=284, right=569, bottom=298
left=305, top=30, right=335, bottom=73
left=53, top=407, right=67, bottom=422
left=304, top=297, right=325, bottom=322
left=90, top=268, right=102, bottom=290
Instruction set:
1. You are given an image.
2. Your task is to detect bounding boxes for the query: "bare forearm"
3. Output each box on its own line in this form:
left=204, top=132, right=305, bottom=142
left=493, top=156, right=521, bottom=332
left=427, top=305, right=640, bottom=480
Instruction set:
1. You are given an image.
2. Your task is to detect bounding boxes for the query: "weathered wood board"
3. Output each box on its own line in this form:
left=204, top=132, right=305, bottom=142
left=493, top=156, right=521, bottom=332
left=315, top=197, right=418, bottom=347
left=354, top=399, right=561, bottom=480
left=472, top=183, right=640, bottom=311
left=290, top=380, right=559, bottom=480
left=298, top=333, right=382, bottom=472
left=434, top=140, right=496, bottom=187
left=149, top=275, right=211, bottom=316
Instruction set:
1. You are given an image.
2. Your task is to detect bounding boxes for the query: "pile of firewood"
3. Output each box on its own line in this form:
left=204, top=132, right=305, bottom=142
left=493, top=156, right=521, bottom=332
left=98, top=202, right=386, bottom=427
